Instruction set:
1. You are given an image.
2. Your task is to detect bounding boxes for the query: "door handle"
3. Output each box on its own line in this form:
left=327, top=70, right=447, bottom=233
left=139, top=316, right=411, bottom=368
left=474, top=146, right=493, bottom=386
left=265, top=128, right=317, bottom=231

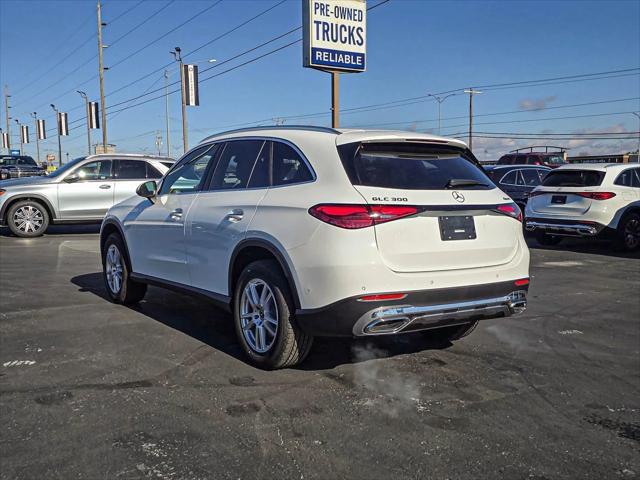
left=99, top=184, right=111, bottom=189
left=169, top=208, right=183, bottom=221
left=226, top=208, right=244, bottom=223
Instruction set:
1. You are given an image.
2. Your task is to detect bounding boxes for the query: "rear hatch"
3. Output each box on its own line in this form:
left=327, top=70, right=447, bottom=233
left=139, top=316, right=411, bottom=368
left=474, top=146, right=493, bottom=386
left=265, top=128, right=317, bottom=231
left=337, top=141, right=522, bottom=273
left=528, top=169, right=605, bottom=216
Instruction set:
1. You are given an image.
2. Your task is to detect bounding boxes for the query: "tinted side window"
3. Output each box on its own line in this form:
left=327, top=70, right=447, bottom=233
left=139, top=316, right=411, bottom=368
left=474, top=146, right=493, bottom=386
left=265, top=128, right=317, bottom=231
left=500, top=170, right=518, bottom=185
left=210, top=140, right=265, bottom=190
left=521, top=169, right=542, bottom=186
left=614, top=169, right=634, bottom=187
left=498, top=155, right=513, bottom=165
left=247, top=142, right=270, bottom=189
left=74, top=160, right=112, bottom=180
left=159, top=146, right=218, bottom=195
left=116, top=159, right=147, bottom=179
left=633, top=169, right=640, bottom=188
left=146, top=163, right=163, bottom=179
left=513, top=156, right=526, bottom=164
left=272, top=142, right=313, bottom=186
left=543, top=170, right=605, bottom=187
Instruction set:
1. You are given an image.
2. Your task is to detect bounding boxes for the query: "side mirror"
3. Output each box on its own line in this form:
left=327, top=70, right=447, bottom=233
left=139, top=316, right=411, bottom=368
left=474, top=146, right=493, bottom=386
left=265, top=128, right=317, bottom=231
left=64, top=173, right=80, bottom=183
left=136, top=180, right=157, bottom=199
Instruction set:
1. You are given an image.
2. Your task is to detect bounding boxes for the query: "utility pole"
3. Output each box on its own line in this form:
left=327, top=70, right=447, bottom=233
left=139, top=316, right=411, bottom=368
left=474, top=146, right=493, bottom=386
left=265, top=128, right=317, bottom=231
left=15, top=119, right=22, bottom=154
left=427, top=93, right=458, bottom=135
left=463, top=88, right=482, bottom=150
left=155, top=131, right=163, bottom=156
left=164, top=69, right=171, bottom=157
left=50, top=104, right=62, bottom=166
left=77, top=91, right=92, bottom=155
left=4, top=85, right=11, bottom=151
left=171, top=47, right=188, bottom=153
left=97, top=1, right=108, bottom=151
left=331, top=72, right=339, bottom=128
left=632, top=112, right=640, bottom=158
left=30, top=112, right=40, bottom=163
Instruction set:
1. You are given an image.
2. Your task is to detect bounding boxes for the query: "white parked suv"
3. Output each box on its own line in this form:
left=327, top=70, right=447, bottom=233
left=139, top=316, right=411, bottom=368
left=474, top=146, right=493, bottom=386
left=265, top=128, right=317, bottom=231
left=525, top=163, right=640, bottom=250
left=100, top=127, right=530, bottom=369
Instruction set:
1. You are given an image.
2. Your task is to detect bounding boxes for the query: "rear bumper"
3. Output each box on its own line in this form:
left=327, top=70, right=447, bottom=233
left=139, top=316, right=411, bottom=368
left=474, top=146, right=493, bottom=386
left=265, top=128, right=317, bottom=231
left=295, top=280, right=528, bottom=337
left=525, top=217, right=606, bottom=237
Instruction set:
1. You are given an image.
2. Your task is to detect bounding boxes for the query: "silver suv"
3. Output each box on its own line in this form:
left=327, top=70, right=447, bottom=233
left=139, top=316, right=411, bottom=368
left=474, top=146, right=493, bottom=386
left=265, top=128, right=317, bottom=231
left=0, top=153, right=174, bottom=237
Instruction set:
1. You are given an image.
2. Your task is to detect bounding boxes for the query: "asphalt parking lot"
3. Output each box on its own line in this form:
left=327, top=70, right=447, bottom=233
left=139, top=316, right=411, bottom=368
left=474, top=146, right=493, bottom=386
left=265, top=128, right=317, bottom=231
left=0, top=226, right=638, bottom=480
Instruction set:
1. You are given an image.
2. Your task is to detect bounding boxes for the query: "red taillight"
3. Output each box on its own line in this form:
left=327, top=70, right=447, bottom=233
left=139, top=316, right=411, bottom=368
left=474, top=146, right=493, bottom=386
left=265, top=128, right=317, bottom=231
left=495, top=203, right=523, bottom=222
left=358, top=293, right=408, bottom=302
left=309, top=204, right=419, bottom=229
left=575, top=192, right=616, bottom=200
left=514, top=278, right=529, bottom=287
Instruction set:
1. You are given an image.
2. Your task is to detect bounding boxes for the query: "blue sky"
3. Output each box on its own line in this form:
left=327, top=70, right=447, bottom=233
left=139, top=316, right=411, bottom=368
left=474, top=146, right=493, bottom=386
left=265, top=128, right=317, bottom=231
left=1, top=0, right=639, bottom=162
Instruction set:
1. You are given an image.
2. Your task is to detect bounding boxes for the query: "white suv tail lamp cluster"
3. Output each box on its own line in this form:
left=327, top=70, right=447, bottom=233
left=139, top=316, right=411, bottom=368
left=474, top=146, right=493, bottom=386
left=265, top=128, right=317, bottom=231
left=308, top=204, right=419, bottom=229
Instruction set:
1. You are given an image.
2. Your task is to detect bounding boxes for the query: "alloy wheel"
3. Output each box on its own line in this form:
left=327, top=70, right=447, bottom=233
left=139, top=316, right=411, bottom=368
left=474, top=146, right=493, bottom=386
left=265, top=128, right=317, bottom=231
left=12, top=206, right=44, bottom=234
left=105, top=244, right=124, bottom=295
left=624, top=218, right=640, bottom=249
left=240, top=279, right=279, bottom=354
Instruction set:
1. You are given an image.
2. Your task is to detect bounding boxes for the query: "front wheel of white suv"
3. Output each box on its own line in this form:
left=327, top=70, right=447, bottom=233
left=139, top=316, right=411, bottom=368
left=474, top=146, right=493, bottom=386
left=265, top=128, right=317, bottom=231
left=102, top=233, right=147, bottom=305
left=233, top=260, right=313, bottom=369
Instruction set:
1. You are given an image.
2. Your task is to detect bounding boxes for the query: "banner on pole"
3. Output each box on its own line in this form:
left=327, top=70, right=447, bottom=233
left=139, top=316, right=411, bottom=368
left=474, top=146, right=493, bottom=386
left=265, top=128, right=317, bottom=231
left=1, top=132, right=9, bottom=149
left=88, top=102, right=100, bottom=129
left=21, top=125, right=29, bottom=144
left=183, top=64, right=199, bottom=106
left=57, top=112, right=69, bottom=136
left=37, top=119, right=46, bottom=140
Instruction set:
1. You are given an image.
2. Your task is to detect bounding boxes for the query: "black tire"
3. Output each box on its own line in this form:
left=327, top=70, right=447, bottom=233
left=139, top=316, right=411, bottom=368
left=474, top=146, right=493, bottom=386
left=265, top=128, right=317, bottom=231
left=535, top=231, right=563, bottom=246
left=102, top=233, right=147, bottom=305
left=233, top=260, right=313, bottom=369
left=6, top=200, right=50, bottom=238
left=424, top=321, right=479, bottom=344
left=615, top=212, right=640, bottom=251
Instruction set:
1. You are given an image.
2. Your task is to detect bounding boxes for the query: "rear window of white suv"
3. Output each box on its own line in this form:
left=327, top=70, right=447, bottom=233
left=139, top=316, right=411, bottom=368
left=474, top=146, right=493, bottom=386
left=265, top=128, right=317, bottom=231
left=542, top=170, right=605, bottom=187
left=339, top=143, right=494, bottom=190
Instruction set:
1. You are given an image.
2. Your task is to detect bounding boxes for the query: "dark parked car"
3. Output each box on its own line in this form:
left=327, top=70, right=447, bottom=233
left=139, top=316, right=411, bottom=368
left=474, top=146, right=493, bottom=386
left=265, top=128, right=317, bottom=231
left=485, top=165, right=551, bottom=211
left=497, top=146, right=568, bottom=168
left=0, top=156, right=46, bottom=180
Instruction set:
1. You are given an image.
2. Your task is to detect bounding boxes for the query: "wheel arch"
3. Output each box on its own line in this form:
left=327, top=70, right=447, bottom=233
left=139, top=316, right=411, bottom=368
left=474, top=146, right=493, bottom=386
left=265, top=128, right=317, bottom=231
left=1, top=194, right=56, bottom=224
left=229, top=239, right=301, bottom=310
left=100, top=219, right=133, bottom=269
left=610, top=202, right=640, bottom=229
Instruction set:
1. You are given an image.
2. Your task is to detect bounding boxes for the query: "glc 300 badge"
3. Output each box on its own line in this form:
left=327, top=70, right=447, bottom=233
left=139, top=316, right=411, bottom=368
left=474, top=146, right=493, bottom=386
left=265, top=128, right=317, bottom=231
left=452, top=191, right=465, bottom=203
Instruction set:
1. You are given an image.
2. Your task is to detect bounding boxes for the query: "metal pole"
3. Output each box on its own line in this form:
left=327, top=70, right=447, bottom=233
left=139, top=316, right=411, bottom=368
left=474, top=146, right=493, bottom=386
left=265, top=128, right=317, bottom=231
left=77, top=91, right=91, bottom=155
left=97, top=1, right=108, bottom=151
left=331, top=71, right=339, bottom=128
left=51, top=104, right=62, bottom=166
left=15, top=119, right=22, bottom=154
left=632, top=112, right=640, bottom=159
left=4, top=85, right=10, bottom=152
left=179, top=58, right=188, bottom=153
left=437, top=101, right=441, bottom=135
left=464, top=89, right=482, bottom=151
left=164, top=69, right=171, bottom=157
left=31, top=112, right=40, bottom=163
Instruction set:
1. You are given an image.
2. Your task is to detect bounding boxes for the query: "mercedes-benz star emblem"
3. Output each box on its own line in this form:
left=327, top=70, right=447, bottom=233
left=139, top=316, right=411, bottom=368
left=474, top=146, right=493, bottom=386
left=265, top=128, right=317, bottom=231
left=452, top=191, right=465, bottom=203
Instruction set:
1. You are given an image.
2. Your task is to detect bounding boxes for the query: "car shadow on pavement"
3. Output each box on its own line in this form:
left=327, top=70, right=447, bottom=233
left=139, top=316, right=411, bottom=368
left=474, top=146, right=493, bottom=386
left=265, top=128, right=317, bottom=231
left=524, top=235, right=640, bottom=259
left=71, top=272, right=451, bottom=371
left=0, top=224, right=101, bottom=237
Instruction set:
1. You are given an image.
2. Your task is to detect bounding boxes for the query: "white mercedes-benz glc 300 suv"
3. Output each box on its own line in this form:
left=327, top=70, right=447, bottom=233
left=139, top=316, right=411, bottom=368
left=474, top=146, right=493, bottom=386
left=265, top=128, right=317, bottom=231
left=100, top=127, right=530, bottom=369
left=525, top=163, right=640, bottom=250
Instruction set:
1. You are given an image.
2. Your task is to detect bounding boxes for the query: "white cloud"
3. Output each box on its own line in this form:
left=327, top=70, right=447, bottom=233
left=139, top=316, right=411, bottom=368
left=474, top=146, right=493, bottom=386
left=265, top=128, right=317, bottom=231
left=518, top=96, right=557, bottom=111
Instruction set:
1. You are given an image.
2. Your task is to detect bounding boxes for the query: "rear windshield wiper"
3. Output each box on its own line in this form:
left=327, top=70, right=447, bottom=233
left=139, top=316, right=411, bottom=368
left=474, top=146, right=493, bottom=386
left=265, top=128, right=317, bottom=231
left=445, top=178, right=489, bottom=189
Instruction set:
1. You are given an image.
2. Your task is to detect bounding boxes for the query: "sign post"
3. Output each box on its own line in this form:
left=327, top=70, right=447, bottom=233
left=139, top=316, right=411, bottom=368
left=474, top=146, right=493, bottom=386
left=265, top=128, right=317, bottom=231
left=303, top=0, right=367, bottom=128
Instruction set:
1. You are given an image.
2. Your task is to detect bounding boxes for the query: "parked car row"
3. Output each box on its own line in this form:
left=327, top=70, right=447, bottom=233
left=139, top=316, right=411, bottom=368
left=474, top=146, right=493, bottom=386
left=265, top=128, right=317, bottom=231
left=2, top=128, right=637, bottom=369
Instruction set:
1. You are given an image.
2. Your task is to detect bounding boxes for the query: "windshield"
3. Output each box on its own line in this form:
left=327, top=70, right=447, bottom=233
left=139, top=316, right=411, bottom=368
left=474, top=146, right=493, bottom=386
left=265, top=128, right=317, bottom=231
left=340, top=143, right=494, bottom=190
left=0, top=157, right=19, bottom=166
left=0, top=156, right=37, bottom=166
left=46, top=157, right=87, bottom=178
left=545, top=155, right=567, bottom=165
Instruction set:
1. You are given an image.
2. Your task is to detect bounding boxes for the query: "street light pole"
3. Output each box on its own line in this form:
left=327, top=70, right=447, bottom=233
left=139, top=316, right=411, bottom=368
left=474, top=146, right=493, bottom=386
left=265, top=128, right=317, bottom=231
left=427, top=93, right=459, bottom=135
left=171, top=47, right=188, bottom=153
left=50, top=104, right=62, bottom=166
left=463, top=88, right=482, bottom=151
left=14, top=119, right=22, bottom=154
left=77, top=91, right=92, bottom=155
left=97, top=0, right=108, bottom=151
left=164, top=69, right=171, bottom=157
left=4, top=85, right=11, bottom=152
left=631, top=112, right=640, bottom=159
left=30, top=112, right=40, bottom=164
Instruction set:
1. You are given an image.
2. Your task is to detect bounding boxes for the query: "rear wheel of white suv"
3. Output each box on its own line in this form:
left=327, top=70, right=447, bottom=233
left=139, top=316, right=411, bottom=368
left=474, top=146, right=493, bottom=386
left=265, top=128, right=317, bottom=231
left=233, top=260, right=313, bottom=369
left=615, top=212, right=640, bottom=251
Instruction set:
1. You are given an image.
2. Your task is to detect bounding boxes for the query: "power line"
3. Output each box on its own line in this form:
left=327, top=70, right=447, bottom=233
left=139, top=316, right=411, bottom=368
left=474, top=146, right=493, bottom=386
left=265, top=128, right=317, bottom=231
left=108, top=0, right=175, bottom=48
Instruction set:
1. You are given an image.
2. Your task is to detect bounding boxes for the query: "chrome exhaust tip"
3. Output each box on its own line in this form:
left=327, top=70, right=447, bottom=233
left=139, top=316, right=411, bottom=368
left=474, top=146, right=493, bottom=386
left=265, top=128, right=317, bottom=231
left=507, top=290, right=527, bottom=315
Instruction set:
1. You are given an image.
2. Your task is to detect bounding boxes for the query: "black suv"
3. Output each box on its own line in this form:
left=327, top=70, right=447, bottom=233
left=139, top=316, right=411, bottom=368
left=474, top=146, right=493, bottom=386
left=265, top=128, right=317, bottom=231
left=0, top=156, right=46, bottom=180
left=497, top=146, right=567, bottom=168
left=484, top=164, right=551, bottom=212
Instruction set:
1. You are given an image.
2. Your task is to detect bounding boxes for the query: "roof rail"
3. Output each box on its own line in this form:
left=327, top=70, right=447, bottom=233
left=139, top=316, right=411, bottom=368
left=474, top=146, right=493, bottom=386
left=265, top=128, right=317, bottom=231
left=509, top=145, right=568, bottom=154
left=199, top=125, right=341, bottom=143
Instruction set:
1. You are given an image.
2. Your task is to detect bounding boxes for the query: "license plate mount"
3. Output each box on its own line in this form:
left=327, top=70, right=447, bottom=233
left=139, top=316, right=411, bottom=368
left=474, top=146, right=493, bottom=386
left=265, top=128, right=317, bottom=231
left=439, top=215, right=476, bottom=241
left=551, top=195, right=567, bottom=204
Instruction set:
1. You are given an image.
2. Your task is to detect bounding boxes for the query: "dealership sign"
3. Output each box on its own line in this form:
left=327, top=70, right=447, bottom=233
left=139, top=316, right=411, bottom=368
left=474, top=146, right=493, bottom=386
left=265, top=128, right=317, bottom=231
left=303, top=0, right=366, bottom=72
